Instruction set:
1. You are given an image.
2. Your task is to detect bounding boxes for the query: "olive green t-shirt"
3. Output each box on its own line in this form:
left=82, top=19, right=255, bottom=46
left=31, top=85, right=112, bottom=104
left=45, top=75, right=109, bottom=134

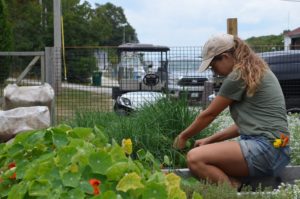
left=218, top=69, right=289, bottom=140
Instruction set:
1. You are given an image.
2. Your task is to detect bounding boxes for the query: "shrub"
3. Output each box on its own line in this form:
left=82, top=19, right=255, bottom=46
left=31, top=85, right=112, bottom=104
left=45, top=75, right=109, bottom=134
left=66, top=49, right=97, bottom=84
left=0, top=125, right=190, bottom=198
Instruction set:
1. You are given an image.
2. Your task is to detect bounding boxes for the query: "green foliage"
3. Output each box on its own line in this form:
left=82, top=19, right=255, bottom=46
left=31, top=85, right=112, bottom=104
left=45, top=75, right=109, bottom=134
left=66, top=52, right=97, bottom=83
left=4, top=1, right=138, bottom=50
left=0, top=0, right=13, bottom=84
left=181, top=177, right=300, bottom=199
left=0, top=125, right=190, bottom=199
left=245, top=34, right=284, bottom=52
left=288, top=113, right=300, bottom=165
left=69, top=96, right=216, bottom=168
left=91, top=3, right=138, bottom=45
left=6, top=0, right=44, bottom=50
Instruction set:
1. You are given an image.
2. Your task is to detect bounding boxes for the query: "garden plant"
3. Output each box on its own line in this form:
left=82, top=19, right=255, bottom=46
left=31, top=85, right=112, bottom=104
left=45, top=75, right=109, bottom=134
left=1, top=96, right=300, bottom=198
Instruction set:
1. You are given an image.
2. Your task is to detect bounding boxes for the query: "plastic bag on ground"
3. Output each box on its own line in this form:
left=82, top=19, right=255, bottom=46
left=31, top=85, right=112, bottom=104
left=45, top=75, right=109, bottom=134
left=0, top=106, right=50, bottom=142
left=2, top=83, right=54, bottom=110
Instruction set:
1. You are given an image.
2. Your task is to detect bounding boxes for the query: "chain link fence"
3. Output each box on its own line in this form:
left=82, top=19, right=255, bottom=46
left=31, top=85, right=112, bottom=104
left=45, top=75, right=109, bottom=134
left=1, top=45, right=300, bottom=124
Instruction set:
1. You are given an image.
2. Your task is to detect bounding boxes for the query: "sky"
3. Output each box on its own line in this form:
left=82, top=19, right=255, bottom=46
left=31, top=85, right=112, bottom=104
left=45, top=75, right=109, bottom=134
left=83, top=0, right=300, bottom=47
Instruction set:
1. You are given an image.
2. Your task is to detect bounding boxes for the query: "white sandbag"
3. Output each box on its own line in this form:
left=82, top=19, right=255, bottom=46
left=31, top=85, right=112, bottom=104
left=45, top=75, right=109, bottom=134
left=2, top=83, right=54, bottom=110
left=0, top=106, right=50, bottom=142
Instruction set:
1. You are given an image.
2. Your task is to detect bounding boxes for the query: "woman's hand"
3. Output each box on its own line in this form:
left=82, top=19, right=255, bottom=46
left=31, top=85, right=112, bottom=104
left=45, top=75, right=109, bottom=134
left=173, top=134, right=187, bottom=150
left=194, top=137, right=211, bottom=147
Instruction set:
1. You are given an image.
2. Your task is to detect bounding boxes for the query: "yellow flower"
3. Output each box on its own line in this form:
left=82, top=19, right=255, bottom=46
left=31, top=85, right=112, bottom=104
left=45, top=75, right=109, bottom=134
left=273, top=139, right=282, bottom=148
left=122, top=138, right=133, bottom=155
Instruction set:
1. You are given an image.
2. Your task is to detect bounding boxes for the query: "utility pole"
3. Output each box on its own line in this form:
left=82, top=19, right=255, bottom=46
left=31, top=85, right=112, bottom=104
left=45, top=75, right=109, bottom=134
left=227, top=18, right=238, bottom=36
left=53, top=0, right=62, bottom=92
left=54, top=0, right=62, bottom=48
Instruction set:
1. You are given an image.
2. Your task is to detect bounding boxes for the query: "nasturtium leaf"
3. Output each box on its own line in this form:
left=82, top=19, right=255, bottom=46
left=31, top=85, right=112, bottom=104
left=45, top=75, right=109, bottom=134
left=106, top=162, right=129, bottom=181
left=52, top=130, right=69, bottom=148
left=192, top=192, right=204, bottom=199
left=110, top=144, right=127, bottom=162
left=67, top=188, right=85, bottom=199
left=166, top=172, right=181, bottom=189
left=128, top=158, right=141, bottom=175
left=61, top=171, right=81, bottom=187
left=93, top=125, right=108, bottom=145
left=10, top=130, right=35, bottom=146
left=70, top=127, right=94, bottom=140
left=116, top=172, right=144, bottom=192
left=70, top=163, right=79, bottom=173
left=0, top=143, right=5, bottom=153
left=147, top=171, right=166, bottom=184
left=48, top=186, right=63, bottom=199
left=0, top=182, right=10, bottom=198
left=32, top=152, right=55, bottom=165
left=68, top=138, right=85, bottom=149
left=14, top=159, right=29, bottom=179
left=168, top=187, right=187, bottom=199
left=89, top=151, right=113, bottom=174
left=55, top=124, right=72, bottom=132
left=99, top=190, right=118, bottom=199
left=56, top=146, right=77, bottom=167
left=23, top=163, right=39, bottom=180
left=28, top=179, right=52, bottom=196
left=36, top=160, right=57, bottom=179
left=6, top=143, right=24, bottom=158
left=142, top=181, right=167, bottom=199
left=7, top=181, right=28, bottom=199
left=79, top=180, right=94, bottom=194
left=50, top=125, right=71, bottom=137
left=25, top=130, right=46, bottom=146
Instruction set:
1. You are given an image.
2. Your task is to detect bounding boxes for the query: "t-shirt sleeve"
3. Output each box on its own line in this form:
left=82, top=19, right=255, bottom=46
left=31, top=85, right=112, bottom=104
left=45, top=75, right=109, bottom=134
left=217, top=71, right=246, bottom=101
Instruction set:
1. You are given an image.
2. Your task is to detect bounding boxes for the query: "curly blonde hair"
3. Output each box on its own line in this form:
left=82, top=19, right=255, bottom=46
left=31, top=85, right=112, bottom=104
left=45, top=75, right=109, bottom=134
left=231, top=37, right=269, bottom=97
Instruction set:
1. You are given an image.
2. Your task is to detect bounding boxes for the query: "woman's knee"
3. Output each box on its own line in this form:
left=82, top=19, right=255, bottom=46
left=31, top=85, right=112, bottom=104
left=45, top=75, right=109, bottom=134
left=187, top=148, right=205, bottom=168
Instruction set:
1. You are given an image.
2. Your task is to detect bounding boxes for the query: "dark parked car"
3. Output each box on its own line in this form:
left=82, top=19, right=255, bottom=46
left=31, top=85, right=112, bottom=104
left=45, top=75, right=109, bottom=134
left=260, top=50, right=300, bottom=112
left=167, top=58, right=213, bottom=103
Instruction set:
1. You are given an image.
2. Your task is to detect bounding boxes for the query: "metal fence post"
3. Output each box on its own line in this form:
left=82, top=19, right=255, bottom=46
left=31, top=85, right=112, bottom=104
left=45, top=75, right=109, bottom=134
left=45, top=47, right=57, bottom=125
left=201, top=81, right=214, bottom=108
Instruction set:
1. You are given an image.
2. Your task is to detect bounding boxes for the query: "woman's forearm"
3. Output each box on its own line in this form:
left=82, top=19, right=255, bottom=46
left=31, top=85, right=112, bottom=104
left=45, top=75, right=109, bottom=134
left=180, top=109, right=217, bottom=140
left=178, top=95, right=234, bottom=141
left=206, top=124, right=239, bottom=143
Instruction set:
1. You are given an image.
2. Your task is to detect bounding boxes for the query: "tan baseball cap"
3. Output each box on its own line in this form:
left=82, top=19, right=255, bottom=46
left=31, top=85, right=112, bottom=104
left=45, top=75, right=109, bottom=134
left=199, top=34, right=235, bottom=73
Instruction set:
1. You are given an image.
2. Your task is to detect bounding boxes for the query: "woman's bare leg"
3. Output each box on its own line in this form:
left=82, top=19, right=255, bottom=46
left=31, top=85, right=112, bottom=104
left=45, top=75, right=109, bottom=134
left=186, top=141, right=249, bottom=187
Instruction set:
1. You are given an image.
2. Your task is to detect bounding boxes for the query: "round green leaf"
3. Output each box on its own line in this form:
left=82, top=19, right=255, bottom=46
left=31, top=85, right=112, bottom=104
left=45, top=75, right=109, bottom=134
left=142, top=182, right=167, bottom=199
left=116, top=172, right=144, bottom=192
left=106, top=162, right=129, bottom=181
left=61, top=171, right=81, bottom=187
left=89, top=151, right=113, bottom=175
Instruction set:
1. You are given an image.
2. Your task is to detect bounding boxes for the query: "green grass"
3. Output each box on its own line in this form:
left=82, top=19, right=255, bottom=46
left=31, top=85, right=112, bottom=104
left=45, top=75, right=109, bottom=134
left=67, top=96, right=219, bottom=168
left=56, top=87, right=113, bottom=123
left=181, top=177, right=300, bottom=199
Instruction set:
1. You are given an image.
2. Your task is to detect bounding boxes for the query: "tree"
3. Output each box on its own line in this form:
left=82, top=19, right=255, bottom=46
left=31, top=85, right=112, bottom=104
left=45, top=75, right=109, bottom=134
left=61, top=0, right=95, bottom=46
left=5, top=0, right=44, bottom=50
left=4, top=1, right=139, bottom=49
left=246, top=34, right=284, bottom=52
left=90, top=2, right=139, bottom=46
left=0, top=0, right=13, bottom=84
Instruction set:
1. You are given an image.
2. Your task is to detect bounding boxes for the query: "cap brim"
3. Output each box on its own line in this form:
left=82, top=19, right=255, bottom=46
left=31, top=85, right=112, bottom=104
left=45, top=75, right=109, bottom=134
left=198, top=57, right=213, bottom=73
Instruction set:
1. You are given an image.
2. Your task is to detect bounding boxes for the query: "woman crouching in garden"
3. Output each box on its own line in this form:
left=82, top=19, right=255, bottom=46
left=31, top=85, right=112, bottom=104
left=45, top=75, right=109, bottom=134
left=173, top=34, right=290, bottom=189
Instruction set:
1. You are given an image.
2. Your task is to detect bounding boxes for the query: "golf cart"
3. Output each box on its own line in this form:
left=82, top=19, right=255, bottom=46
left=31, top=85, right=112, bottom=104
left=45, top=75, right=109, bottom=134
left=112, top=43, right=170, bottom=115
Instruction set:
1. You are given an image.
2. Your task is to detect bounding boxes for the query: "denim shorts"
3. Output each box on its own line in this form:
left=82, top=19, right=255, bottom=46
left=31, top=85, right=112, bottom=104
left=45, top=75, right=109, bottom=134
left=238, top=135, right=290, bottom=177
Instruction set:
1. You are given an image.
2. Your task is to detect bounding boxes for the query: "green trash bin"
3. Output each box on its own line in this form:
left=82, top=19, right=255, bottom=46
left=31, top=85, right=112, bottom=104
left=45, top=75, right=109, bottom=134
left=92, top=71, right=102, bottom=86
